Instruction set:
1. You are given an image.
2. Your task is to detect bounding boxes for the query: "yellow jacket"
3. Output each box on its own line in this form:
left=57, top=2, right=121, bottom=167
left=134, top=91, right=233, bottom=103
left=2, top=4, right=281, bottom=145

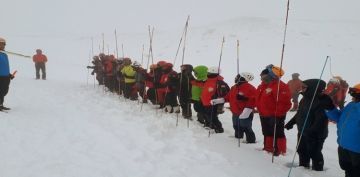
left=121, top=65, right=136, bottom=83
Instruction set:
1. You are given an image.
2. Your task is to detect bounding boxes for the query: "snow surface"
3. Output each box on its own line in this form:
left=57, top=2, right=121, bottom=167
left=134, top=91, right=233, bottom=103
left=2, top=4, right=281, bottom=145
left=1, top=0, right=360, bottom=176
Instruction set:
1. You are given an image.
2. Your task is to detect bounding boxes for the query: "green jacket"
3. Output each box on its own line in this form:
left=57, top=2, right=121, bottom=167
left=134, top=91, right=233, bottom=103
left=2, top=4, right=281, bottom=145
left=191, top=65, right=208, bottom=101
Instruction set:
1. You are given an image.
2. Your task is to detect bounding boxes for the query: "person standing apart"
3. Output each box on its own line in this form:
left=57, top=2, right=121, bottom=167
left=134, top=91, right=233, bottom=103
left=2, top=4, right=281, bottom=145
left=0, top=37, right=14, bottom=111
left=32, top=49, right=47, bottom=80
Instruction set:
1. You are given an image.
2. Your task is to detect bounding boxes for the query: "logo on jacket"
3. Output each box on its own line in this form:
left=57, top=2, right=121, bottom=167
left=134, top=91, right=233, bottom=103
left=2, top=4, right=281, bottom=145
left=208, top=87, right=214, bottom=92
left=265, top=88, right=272, bottom=94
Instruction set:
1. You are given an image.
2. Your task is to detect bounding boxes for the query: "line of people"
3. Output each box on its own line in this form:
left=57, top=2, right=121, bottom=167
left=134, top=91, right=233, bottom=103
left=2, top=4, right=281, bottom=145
left=87, top=54, right=359, bottom=176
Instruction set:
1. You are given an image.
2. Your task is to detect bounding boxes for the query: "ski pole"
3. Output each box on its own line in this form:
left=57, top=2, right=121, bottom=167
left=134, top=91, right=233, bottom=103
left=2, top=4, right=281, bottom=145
left=287, top=56, right=329, bottom=177
left=115, top=30, right=119, bottom=59
left=236, top=39, right=241, bottom=147
left=272, top=0, right=291, bottom=163
left=0, top=50, right=31, bottom=58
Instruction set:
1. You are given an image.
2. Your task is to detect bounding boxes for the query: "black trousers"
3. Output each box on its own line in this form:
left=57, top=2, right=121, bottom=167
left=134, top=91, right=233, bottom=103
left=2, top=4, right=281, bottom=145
left=0, top=76, right=11, bottom=105
left=338, top=146, right=360, bottom=177
left=297, top=135, right=325, bottom=170
left=35, top=62, right=46, bottom=79
left=260, top=116, right=285, bottom=138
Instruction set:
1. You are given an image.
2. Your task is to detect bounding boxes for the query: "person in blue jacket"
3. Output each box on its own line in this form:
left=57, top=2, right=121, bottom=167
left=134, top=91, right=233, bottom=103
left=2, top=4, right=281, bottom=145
left=0, top=37, right=14, bottom=111
left=322, top=83, right=360, bottom=177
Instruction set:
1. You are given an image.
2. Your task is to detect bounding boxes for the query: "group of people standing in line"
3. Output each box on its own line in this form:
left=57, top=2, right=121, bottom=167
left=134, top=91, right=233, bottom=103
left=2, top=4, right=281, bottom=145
left=0, top=35, right=358, bottom=176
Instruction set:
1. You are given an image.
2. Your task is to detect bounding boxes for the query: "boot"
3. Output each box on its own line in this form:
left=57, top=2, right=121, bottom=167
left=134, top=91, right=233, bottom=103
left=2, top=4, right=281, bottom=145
left=277, top=137, right=287, bottom=155
left=264, top=136, right=274, bottom=153
left=164, top=105, right=173, bottom=113
left=312, top=160, right=324, bottom=171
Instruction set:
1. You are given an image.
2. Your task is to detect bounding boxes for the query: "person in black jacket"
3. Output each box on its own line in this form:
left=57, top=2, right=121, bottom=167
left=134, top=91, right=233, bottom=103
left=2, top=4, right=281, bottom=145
left=178, top=64, right=194, bottom=119
left=285, top=79, right=329, bottom=171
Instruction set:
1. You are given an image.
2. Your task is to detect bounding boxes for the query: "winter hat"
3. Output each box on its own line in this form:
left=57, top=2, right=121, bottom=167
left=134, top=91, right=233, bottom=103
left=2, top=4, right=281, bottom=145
left=240, top=72, right=255, bottom=82
left=133, top=61, right=141, bottom=67
left=193, top=65, right=208, bottom=81
left=0, top=37, right=6, bottom=43
left=181, top=64, right=193, bottom=71
left=123, top=57, right=132, bottom=65
left=36, top=49, right=42, bottom=53
left=349, top=83, right=360, bottom=99
left=162, top=62, right=173, bottom=70
left=292, top=73, right=300, bottom=79
left=208, top=66, right=220, bottom=74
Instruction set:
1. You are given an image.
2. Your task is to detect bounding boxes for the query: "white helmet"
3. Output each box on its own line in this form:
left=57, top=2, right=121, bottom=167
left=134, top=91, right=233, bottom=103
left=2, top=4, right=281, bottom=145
left=240, top=72, right=254, bottom=82
left=208, top=66, right=221, bottom=74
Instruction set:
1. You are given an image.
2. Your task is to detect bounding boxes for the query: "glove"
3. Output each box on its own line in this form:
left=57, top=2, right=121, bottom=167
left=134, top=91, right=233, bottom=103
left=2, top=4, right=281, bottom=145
left=237, top=94, right=248, bottom=101
left=9, top=74, right=14, bottom=80
left=319, top=94, right=336, bottom=110
left=210, top=98, right=225, bottom=105
left=239, top=108, right=253, bottom=119
left=284, top=122, right=294, bottom=130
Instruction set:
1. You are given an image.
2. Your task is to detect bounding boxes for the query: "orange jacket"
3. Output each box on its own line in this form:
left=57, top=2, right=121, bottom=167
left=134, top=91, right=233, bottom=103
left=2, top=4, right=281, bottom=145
left=33, top=54, right=48, bottom=63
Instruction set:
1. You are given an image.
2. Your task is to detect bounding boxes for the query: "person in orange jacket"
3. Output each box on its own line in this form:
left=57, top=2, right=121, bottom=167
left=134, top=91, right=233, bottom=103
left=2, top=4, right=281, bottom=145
left=256, top=64, right=291, bottom=156
left=201, top=66, right=230, bottom=133
left=32, top=49, right=48, bottom=80
left=287, top=73, right=303, bottom=111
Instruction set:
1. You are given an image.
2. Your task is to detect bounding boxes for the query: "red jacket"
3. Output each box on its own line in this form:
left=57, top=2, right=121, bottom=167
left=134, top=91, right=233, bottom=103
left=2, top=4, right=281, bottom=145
left=225, top=82, right=256, bottom=116
left=33, top=54, right=47, bottom=63
left=256, top=80, right=291, bottom=117
left=201, top=75, right=229, bottom=106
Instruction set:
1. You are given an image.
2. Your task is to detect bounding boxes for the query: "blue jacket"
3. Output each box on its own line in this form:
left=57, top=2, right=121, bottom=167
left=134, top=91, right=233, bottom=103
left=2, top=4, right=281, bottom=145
left=0, top=52, right=10, bottom=76
left=326, top=102, right=360, bottom=153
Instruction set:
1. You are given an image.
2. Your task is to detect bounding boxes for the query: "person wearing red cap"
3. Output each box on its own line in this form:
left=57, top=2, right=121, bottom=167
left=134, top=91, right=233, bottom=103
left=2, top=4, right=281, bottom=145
left=32, top=49, right=48, bottom=80
left=256, top=64, right=291, bottom=156
left=0, top=37, right=14, bottom=111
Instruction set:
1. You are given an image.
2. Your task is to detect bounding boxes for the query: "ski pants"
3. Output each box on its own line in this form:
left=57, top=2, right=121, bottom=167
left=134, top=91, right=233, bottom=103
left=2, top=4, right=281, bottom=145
left=297, top=134, right=325, bottom=170
left=0, top=76, right=10, bottom=106
left=35, top=62, right=46, bottom=79
left=193, top=101, right=206, bottom=123
left=204, top=105, right=223, bottom=131
left=338, top=146, right=360, bottom=177
left=232, top=114, right=256, bottom=143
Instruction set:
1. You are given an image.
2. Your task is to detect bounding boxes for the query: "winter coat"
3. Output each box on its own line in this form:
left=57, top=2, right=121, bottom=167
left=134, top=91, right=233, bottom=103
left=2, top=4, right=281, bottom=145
left=256, top=79, right=291, bottom=117
left=160, top=69, right=178, bottom=93
left=287, top=78, right=303, bottom=96
left=225, top=82, right=256, bottom=116
left=32, top=54, right=48, bottom=63
left=178, top=72, right=195, bottom=104
left=121, top=65, right=136, bottom=83
left=326, top=102, right=360, bottom=153
left=191, top=66, right=208, bottom=101
left=201, top=75, right=230, bottom=107
left=0, top=52, right=10, bottom=76
left=286, top=79, right=329, bottom=139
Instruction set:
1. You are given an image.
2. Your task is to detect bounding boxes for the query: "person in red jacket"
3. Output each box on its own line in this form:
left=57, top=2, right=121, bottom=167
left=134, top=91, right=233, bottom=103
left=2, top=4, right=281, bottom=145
left=160, top=62, right=180, bottom=113
left=201, top=66, right=230, bottom=133
left=256, top=64, right=291, bottom=156
left=32, top=49, right=48, bottom=80
left=324, top=76, right=349, bottom=109
left=225, top=72, right=256, bottom=143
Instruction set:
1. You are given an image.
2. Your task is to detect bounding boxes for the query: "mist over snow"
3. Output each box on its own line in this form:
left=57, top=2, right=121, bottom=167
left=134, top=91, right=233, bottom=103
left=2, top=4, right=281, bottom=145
left=1, top=0, right=359, bottom=176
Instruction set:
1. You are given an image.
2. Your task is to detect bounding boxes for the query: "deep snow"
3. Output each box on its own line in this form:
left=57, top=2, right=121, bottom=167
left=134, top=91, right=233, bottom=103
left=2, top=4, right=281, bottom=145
left=1, top=0, right=360, bottom=176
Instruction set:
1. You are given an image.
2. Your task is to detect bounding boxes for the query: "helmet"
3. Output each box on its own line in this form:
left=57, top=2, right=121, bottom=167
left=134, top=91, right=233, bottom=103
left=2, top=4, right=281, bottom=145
left=0, top=37, right=6, bottom=44
left=240, top=72, right=254, bottom=82
left=123, top=57, right=132, bottom=65
left=349, top=83, right=360, bottom=99
left=157, top=60, right=167, bottom=67
left=133, top=61, right=141, bottom=67
left=266, top=64, right=284, bottom=78
left=208, top=66, right=220, bottom=74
